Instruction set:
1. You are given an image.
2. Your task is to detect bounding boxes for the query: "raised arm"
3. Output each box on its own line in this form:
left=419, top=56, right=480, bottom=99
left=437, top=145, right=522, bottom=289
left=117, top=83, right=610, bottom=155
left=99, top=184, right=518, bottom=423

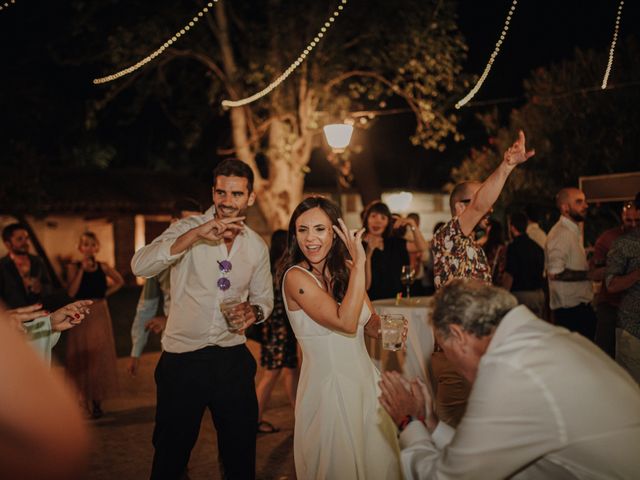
left=459, top=131, right=535, bottom=236
left=132, top=216, right=245, bottom=278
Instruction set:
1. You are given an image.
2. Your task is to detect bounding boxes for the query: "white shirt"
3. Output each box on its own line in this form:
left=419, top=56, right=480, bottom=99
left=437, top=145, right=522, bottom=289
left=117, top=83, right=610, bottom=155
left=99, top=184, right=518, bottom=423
left=545, top=216, right=593, bottom=309
left=526, top=222, right=547, bottom=250
left=400, top=305, right=640, bottom=479
left=131, top=206, right=273, bottom=353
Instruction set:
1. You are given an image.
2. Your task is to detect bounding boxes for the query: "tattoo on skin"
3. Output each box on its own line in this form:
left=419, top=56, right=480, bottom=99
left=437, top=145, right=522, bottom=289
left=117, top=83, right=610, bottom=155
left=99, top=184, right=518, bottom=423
left=553, top=269, right=589, bottom=282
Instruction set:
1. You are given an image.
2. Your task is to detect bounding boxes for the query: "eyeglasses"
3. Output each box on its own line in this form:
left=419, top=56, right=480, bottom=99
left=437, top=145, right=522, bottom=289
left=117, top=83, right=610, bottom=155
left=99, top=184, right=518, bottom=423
left=217, top=260, right=232, bottom=291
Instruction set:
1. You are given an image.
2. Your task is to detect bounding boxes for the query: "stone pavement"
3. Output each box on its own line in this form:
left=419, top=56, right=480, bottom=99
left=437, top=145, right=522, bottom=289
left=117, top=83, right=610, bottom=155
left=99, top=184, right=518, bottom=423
left=81, top=341, right=296, bottom=480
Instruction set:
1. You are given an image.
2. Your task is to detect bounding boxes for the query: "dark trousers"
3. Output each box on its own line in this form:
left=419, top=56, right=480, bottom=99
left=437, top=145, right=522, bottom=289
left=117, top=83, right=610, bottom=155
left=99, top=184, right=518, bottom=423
left=594, top=302, right=618, bottom=358
left=553, top=303, right=597, bottom=341
left=150, top=344, right=258, bottom=480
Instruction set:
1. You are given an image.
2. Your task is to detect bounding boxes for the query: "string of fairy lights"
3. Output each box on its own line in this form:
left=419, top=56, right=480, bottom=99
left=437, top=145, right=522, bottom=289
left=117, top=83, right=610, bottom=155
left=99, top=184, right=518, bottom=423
left=221, top=0, right=348, bottom=108
left=455, top=0, right=518, bottom=109
left=601, top=0, right=624, bottom=89
left=91, top=0, right=628, bottom=112
left=92, top=1, right=219, bottom=85
left=0, top=0, right=16, bottom=11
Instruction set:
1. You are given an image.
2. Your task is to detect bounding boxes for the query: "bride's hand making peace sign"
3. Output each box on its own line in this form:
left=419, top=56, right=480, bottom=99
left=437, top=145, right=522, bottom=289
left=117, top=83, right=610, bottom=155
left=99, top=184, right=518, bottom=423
left=333, top=219, right=366, bottom=269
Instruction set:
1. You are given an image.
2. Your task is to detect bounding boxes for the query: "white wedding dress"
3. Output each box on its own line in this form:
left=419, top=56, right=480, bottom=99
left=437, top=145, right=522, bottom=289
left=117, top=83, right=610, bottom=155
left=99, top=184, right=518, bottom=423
left=283, top=266, right=401, bottom=480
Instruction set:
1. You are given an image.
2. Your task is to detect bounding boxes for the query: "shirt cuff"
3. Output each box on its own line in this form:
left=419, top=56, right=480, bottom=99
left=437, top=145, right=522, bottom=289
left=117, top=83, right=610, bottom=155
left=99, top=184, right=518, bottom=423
left=399, top=419, right=431, bottom=448
left=432, top=421, right=456, bottom=450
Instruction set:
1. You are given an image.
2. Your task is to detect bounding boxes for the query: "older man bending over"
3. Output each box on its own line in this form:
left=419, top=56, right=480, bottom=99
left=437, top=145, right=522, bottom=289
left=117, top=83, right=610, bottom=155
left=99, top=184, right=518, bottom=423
left=379, top=279, right=640, bottom=479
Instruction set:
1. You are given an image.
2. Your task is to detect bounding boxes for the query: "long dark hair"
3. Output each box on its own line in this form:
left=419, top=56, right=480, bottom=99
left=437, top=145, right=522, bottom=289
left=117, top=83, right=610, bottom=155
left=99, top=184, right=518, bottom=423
left=269, top=229, right=288, bottom=275
left=362, top=200, right=393, bottom=239
left=276, top=196, right=350, bottom=302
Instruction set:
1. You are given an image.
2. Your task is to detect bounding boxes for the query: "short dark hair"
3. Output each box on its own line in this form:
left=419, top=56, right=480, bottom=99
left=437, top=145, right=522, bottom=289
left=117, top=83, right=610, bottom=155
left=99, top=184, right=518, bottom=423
left=171, top=198, right=202, bottom=218
left=509, top=211, right=529, bottom=235
left=2, top=223, right=28, bottom=243
left=212, top=158, right=254, bottom=193
left=362, top=201, right=393, bottom=238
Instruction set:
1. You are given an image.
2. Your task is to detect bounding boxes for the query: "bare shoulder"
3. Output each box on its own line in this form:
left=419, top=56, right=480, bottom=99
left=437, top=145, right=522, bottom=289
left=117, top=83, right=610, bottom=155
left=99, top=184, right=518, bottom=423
left=283, top=266, right=314, bottom=291
left=283, top=266, right=320, bottom=308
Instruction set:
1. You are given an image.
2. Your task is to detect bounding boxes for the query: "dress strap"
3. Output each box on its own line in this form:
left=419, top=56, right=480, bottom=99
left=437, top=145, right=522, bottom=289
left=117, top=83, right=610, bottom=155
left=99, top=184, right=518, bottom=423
left=283, top=265, right=324, bottom=289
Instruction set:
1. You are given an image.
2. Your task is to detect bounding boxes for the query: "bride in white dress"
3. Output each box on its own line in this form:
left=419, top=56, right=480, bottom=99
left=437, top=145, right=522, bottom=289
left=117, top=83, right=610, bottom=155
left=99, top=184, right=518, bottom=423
left=278, top=196, right=401, bottom=480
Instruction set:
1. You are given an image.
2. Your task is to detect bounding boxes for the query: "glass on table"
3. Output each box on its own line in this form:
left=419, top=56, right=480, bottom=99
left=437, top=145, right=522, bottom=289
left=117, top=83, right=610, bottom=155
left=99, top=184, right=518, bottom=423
left=400, top=265, right=415, bottom=300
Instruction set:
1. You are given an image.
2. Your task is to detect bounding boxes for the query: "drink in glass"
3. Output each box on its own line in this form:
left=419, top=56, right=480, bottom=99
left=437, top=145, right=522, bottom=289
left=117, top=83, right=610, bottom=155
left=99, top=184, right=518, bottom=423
left=220, top=298, right=246, bottom=333
left=381, top=314, right=405, bottom=351
left=400, top=265, right=415, bottom=300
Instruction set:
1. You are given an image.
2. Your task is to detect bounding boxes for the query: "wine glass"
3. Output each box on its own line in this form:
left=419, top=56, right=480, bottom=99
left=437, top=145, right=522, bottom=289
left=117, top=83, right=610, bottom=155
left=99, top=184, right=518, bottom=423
left=400, top=265, right=415, bottom=300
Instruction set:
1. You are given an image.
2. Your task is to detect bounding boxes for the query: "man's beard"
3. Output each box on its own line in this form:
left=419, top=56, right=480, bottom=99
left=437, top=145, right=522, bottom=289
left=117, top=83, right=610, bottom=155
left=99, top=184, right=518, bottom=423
left=569, top=210, right=585, bottom=223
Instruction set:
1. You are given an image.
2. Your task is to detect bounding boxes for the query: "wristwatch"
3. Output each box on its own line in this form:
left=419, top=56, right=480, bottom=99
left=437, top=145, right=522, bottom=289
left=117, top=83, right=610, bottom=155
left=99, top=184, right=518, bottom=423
left=252, top=305, right=266, bottom=324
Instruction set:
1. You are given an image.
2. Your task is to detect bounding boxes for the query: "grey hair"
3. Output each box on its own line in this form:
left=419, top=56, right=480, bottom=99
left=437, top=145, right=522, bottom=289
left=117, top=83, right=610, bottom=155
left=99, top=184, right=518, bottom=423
left=432, top=279, right=518, bottom=339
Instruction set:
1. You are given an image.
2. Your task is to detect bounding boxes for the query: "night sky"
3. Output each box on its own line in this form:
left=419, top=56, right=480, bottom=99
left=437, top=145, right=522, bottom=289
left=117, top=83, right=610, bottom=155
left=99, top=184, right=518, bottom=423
left=1, top=0, right=638, bottom=191
left=369, top=0, right=640, bottom=190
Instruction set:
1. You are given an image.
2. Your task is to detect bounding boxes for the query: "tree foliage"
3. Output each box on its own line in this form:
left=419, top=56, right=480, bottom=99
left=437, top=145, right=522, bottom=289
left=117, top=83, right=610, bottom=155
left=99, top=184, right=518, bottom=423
left=451, top=37, right=640, bottom=235
left=75, top=0, right=469, bottom=228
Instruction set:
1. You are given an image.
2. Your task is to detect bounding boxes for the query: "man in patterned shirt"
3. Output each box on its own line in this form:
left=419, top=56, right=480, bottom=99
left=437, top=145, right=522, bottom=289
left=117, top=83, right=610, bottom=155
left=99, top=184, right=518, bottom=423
left=606, top=192, right=640, bottom=383
left=430, top=130, right=535, bottom=426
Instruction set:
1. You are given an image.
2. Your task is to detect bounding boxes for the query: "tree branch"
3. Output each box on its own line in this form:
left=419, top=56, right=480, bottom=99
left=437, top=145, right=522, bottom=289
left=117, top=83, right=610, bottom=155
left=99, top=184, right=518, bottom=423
left=216, top=113, right=297, bottom=156
left=324, top=70, right=423, bottom=127
left=168, top=48, right=232, bottom=93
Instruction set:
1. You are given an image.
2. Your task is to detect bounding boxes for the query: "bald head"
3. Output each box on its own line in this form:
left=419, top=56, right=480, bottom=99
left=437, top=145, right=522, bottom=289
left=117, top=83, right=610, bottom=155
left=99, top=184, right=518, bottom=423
left=555, top=188, right=581, bottom=210
left=556, top=187, right=588, bottom=223
left=449, top=181, right=481, bottom=216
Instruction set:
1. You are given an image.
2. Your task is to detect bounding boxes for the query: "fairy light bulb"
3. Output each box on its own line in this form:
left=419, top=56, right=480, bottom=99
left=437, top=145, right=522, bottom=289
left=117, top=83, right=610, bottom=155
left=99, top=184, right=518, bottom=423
left=222, top=0, right=349, bottom=108
left=0, top=0, right=16, bottom=11
left=601, top=0, right=624, bottom=89
left=455, top=0, right=518, bottom=109
left=93, top=1, right=219, bottom=85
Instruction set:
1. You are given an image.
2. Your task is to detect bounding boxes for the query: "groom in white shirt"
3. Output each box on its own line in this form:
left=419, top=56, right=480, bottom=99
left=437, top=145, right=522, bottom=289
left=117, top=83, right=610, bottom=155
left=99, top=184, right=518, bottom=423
left=379, top=278, right=640, bottom=479
left=132, top=159, right=273, bottom=480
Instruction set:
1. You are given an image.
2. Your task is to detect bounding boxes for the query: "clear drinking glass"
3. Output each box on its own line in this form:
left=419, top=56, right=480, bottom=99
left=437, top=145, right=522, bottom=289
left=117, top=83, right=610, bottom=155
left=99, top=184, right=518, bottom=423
left=381, top=314, right=405, bottom=351
left=220, top=297, right=246, bottom=333
left=400, top=265, right=415, bottom=300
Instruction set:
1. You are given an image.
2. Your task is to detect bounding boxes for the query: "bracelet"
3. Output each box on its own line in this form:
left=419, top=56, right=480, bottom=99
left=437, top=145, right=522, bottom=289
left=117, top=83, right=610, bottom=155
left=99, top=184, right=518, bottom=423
left=397, top=414, right=426, bottom=432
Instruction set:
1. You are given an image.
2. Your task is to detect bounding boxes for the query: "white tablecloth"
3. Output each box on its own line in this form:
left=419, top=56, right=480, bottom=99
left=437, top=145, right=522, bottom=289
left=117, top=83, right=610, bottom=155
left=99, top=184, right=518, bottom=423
left=371, top=296, right=435, bottom=383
